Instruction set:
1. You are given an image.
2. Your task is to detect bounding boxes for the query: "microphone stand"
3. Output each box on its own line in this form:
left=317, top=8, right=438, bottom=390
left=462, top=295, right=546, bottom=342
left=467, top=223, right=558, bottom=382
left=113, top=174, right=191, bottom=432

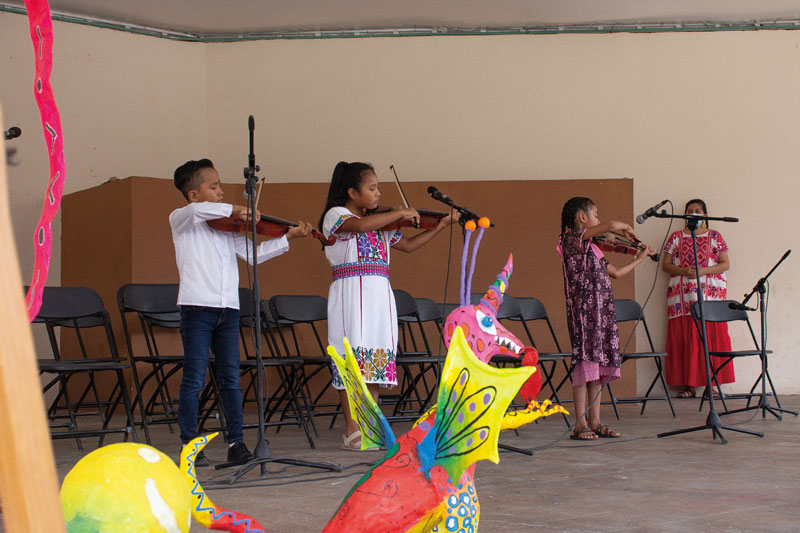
left=656, top=212, right=763, bottom=444
left=721, top=250, right=796, bottom=420
left=429, top=192, right=495, bottom=228
left=217, top=116, right=340, bottom=482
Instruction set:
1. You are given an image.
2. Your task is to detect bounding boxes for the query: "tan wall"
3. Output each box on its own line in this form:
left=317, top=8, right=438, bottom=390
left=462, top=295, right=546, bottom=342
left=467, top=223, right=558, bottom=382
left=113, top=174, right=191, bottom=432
left=2, top=12, right=798, bottom=394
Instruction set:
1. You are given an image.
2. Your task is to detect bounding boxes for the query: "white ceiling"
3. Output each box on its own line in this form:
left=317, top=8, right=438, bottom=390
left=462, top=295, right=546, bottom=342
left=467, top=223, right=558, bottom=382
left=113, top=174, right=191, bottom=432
left=4, top=0, right=800, bottom=37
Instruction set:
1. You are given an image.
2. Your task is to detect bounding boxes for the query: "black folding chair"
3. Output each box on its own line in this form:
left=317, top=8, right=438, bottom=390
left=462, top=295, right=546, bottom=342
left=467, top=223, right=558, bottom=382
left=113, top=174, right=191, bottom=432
left=391, top=291, right=447, bottom=420
left=691, top=300, right=771, bottom=413
left=605, top=299, right=676, bottom=419
left=268, top=294, right=340, bottom=429
left=34, top=286, right=138, bottom=449
left=505, top=296, right=573, bottom=427
left=237, top=289, right=316, bottom=447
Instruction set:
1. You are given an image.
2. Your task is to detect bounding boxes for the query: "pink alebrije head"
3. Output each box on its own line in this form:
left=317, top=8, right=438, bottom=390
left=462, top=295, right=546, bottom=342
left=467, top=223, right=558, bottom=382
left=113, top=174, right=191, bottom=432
left=480, top=253, right=513, bottom=311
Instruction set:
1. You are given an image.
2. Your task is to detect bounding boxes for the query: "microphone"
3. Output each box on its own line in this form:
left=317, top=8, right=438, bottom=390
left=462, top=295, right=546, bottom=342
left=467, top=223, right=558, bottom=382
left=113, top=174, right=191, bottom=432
left=4, top=126, right=21, bottom=140
left=729, top=301, right=756, bottom=311
left=636, top=199, right=668, bottom=224
left=427, top=186, right=453, bottom=205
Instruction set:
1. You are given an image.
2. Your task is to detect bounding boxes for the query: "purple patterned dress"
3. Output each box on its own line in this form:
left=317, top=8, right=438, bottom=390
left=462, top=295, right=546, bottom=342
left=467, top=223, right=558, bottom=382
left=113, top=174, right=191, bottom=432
left=559, top=228, right=621, bottom=386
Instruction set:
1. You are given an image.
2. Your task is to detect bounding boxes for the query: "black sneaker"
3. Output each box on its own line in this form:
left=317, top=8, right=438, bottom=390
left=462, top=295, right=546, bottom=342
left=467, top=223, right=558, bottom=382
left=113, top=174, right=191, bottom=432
left=227, top=441, right=253, bottom=464
left=193, top=450, right=210, bottom=468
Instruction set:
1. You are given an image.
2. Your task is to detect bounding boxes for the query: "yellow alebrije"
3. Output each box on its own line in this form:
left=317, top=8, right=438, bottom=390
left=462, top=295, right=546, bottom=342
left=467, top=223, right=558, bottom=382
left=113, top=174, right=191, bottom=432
left=61, top=443, right=191, bottom=533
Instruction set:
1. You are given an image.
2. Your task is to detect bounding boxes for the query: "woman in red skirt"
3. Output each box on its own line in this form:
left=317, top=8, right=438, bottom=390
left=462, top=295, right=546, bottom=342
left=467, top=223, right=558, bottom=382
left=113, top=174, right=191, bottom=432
left=662, top=199, right=734, bottom=398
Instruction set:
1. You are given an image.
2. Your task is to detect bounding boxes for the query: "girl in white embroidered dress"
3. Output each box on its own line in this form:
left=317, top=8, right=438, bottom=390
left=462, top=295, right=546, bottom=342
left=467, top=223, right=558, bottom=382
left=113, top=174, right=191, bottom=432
left=319, top=161, right=457, bottom=450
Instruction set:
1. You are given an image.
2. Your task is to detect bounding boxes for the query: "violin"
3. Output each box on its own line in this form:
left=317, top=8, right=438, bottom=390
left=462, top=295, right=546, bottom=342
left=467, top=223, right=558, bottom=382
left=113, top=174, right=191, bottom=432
left=594, top=232, right=659, bottom=262
left=207, top=214, right=335, bottom=247
left=367, top=206, right=450, bottom=231
left=361, top=164, right=450, bottom=231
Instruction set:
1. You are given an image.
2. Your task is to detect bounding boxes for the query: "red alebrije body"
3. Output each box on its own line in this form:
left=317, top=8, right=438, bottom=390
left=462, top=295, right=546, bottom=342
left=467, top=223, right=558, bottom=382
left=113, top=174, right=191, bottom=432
left=323, top=410, right=478, bottom=533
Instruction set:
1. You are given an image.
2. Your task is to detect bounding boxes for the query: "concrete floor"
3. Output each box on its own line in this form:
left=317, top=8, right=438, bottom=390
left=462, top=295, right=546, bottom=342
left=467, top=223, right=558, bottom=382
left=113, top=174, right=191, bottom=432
left=38, top=395, right=800, bottom=532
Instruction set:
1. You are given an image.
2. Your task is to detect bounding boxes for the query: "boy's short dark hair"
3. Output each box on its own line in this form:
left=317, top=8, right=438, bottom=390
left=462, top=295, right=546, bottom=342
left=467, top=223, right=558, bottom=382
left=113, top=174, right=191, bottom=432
left=174, top=159, right=215, bottom=200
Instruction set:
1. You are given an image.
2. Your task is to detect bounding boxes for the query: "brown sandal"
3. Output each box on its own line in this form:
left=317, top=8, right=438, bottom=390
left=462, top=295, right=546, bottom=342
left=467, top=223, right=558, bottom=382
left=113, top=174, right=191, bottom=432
left=676, top=387, right=696, bottom=399
left=594, top=423, right=620, bottom=438
left=570, top=426, right=598, bottom=440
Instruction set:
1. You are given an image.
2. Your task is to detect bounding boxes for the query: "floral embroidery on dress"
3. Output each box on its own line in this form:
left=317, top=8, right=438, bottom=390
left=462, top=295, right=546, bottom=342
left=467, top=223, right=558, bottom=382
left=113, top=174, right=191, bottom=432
left=357, top=231, right=390, bottom=261
left=332, top=345, right=397, bottom=388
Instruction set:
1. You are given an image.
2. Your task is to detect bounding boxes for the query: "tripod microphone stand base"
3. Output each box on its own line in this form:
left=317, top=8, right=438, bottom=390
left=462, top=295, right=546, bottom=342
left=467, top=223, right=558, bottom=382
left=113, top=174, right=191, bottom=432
left=657, top=409, right=763, bottom=445
left=215, top=438, right=342, bottom=484
left=718, top=397, right=797, bottom=421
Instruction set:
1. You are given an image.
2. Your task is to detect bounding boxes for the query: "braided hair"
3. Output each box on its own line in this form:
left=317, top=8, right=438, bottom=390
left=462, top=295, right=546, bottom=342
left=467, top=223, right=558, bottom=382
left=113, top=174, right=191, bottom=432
left=318, top=161, right=375, bottom=230
left=560, top=196, right=595, bottom=236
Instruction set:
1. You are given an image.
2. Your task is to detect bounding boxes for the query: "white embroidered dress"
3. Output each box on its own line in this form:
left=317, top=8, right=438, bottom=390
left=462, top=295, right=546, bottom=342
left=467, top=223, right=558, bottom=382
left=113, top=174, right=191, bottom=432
left=323, top=206, right=403, bottom=389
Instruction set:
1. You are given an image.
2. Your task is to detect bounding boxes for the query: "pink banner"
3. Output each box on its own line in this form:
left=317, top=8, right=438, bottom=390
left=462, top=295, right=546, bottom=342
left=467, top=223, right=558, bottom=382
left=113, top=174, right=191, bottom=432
left=23, top=0, right=65, bottom=321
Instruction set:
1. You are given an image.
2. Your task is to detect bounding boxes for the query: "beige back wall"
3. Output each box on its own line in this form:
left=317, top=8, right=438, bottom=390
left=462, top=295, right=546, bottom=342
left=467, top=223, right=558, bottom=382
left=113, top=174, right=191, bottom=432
left=2, top=12, right=797, bottom=393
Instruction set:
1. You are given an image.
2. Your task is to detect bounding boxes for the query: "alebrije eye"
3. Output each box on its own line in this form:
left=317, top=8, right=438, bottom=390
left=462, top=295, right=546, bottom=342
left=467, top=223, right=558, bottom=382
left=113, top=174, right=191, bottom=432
left=475, top=310, right=496, bottom=335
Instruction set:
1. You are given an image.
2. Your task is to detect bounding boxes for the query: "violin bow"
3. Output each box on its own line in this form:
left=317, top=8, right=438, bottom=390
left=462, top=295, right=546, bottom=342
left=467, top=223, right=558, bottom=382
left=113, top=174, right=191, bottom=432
left=389, top=164, right=419, bottom=228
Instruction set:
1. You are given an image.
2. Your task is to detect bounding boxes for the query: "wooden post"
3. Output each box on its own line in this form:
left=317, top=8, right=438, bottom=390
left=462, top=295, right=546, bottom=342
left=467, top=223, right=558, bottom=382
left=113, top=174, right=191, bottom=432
left=0, top=103, right=65, bottom=531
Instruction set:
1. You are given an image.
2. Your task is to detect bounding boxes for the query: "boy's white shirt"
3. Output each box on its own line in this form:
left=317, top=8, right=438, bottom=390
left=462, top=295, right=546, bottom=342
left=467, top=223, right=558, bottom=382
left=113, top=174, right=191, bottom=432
left=170, top=201, right=289, bottom=309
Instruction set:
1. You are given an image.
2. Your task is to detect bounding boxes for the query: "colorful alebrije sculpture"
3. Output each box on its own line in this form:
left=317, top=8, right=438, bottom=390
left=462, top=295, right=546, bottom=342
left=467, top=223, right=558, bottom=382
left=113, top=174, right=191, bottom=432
left=324, top=327, right=538, bottom=532
left=60, top=434, right=264, bottom=533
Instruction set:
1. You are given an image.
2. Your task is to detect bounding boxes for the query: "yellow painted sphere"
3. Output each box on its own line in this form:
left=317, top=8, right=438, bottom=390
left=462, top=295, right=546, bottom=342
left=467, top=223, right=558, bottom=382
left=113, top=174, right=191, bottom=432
left=61, top=443, right=191, bottom=533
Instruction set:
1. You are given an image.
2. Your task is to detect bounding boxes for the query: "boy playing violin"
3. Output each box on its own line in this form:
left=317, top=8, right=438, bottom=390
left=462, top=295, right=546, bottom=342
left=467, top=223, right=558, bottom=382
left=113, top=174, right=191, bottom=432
left=170, top=158, right=311, bottom=466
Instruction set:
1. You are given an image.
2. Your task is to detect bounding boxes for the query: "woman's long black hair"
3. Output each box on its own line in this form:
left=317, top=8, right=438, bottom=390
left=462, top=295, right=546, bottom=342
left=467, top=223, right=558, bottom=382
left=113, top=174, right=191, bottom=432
left=318, top=161, right=374, bottom=230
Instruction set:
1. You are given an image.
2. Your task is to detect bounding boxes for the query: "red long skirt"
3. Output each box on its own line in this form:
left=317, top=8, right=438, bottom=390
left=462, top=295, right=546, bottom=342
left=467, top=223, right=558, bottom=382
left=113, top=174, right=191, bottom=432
left=666, top=315, right=735, bottom=388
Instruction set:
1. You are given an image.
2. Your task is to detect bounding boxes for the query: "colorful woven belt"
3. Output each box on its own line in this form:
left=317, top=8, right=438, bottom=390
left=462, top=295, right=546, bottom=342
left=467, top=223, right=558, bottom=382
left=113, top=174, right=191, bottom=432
left=332, top=261, right=390, bottom=281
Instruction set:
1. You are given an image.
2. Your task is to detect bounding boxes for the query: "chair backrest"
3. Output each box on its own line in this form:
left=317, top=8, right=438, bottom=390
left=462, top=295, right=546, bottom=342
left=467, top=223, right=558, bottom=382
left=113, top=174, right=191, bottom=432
left=614, top=299, right=644, bottom=323
left=270, top=295, right=327, bottom=323
left=269, top=295, right=328, bottom=356
left=514, top=297, right=549, bottom=321
left=691, top=300, right=747, bottom=323
left=393, top=289, right=418, bottom=319
left=36, top=286, right=105, bottom=321
left=614, top=299, right=656, bottom=353
left=117, top=284, right=179, bottom=316
left=509, top=296, right=566, bottom=352
left=469, top=292, right=522, bottom=320
left=691, top=300, right=759, bottom=348
left=35, top=286, right=120, bottom=360
left=117, top=284, right=181, bottom=359
left=414, top=298, right=444, bottom=324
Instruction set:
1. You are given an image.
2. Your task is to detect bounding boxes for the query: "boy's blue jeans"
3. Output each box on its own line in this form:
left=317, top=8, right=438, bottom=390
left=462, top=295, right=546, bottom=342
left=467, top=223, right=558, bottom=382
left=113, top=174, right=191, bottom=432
left=178, top=305, right=243, bottom=445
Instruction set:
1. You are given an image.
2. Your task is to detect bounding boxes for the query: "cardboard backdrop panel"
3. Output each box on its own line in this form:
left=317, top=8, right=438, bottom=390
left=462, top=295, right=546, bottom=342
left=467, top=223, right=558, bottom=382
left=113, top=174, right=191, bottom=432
left=60, top=176, right=636, bottom=408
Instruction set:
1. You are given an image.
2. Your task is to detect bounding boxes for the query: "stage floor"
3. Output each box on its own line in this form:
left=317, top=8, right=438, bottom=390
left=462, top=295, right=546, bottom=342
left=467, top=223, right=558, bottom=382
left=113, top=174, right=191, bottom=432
left=33, top=395, right=800, bottom=532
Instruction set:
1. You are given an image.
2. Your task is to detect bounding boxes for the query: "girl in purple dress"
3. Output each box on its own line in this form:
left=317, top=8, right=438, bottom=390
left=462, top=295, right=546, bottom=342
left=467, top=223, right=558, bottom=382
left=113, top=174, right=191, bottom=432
left=559, top=197, right=655, bottom=440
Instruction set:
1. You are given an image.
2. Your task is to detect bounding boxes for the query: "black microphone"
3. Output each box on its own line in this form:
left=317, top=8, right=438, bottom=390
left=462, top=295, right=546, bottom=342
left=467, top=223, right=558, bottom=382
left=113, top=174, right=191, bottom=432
left=729, top=301, right=756, bottom=311
left=427, top=186, right=453, bottom=205
left=636, top=199, right=668, bottom=224
left=4, top=127, right=21, bottom=140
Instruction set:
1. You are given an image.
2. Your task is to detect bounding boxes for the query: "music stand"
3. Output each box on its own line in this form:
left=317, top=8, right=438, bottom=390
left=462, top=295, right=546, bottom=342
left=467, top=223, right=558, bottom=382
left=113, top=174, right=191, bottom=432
left=656, top=212, right=763, bottom=444
left=216, top=116, right=340, bottom=482
left=721, top=250, right=797, bottom=420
